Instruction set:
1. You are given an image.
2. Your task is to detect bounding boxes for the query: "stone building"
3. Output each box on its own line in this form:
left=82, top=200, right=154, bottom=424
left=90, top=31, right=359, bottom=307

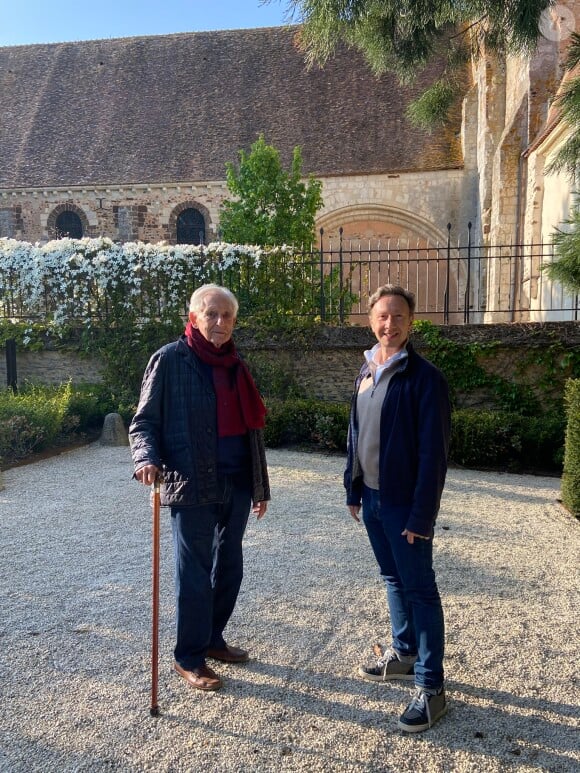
left=0, top=10, right=578, bottom=322
left=0, top=26, right=472, bottom=251
left=463, top=0, right=580, bottom=320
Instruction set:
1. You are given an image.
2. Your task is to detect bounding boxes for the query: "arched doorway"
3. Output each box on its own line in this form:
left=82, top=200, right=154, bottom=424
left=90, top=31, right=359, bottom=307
left=55, top=210, right=83, bottom=239
left=176, top=207, right=206, bottom=245
left=316, top=205, right=461, bottom=322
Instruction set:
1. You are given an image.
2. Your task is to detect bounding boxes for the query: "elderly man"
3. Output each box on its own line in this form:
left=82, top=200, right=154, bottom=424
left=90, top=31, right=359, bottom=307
left=130, top=283, right=270, bottom=692
left=344, top=284, right=451, bottom=732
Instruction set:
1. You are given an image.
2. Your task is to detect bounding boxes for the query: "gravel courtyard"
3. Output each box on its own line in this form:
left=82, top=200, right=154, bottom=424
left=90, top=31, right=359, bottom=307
left=0, top=444, right=578, bottom=772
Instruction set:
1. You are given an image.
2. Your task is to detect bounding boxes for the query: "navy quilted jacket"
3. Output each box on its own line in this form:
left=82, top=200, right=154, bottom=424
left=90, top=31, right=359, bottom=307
left=344, top=342, right=450, bottom=537
left=129, top=336, right=270, bottom=507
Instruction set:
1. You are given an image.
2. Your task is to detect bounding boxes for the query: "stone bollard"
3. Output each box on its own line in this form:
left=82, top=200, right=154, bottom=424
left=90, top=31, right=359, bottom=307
left=100, top=412, right=129, bottom=447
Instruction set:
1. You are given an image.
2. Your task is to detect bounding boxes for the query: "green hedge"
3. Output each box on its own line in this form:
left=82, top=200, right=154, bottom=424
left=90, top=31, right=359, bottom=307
left=450, top=408, right=565, bottom=471
left=562, top=379, right=580, bottom=516
left=264, top=399, right=350, bottom=452
left=0, top=382, right=115, bottom=466
left=0, top=386, right=568, bottom=477
left=263, top=399, right=566, bottom=472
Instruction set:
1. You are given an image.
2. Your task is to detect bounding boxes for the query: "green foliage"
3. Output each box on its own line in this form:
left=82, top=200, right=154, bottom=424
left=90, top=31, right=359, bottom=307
left=292, top=1, right=550, bottom=70
left=546, top=200, right=580, bottom=293
left=412, top=319, right=576, bottom=416
left=545, top=33, right=580, bottom=181
left=544, top=35, right=580, bottom=290
left=289, top=1, right=550, bottom=105
left=519, top=412, right=567, bottom=470
left=562, top=378, right=580, bottom=516
left=412, top=320, right=492, bottom=406
left=219, top=135, right=323, bottom=248
left=264, top=398, right=350, bottom=452
left=89, top=319, right=182, bottom=411
left=450, top=409, right=522, bottom=468
left=450, top=408, right=565, bottom=471
left=242, top=353, right=305, bottom=400
left=64, top=383, right=116, bottom=431
left=262, top=395, right=565, bottom=471
left=0, top=381, right=119, bottom=467
left=407, top=79, right=459, bottom=129
left=0, top=382, right=73, bottom=464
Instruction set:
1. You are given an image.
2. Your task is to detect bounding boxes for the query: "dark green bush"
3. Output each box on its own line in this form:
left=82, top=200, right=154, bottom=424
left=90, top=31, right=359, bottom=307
left=516, top=412, right=567, bottom=471
left=450, top=408, right=565, bottom=471
left=264, top=400, right=566, bottom=471
left=562, top=379, right=580, bottom=516
left=0, top=381, right=118, bottom=466
left=64, top=383, right=116, bottom=431
left=450, top=409, right=521, bottom=468
left=265, top=399, right=349, bottom=452
left=0, top=414, right=46, bottom=459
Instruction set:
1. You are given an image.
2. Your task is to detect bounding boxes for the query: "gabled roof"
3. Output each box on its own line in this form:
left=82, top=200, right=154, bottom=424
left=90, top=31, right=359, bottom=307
left=0, top=26, right=464, bottom=189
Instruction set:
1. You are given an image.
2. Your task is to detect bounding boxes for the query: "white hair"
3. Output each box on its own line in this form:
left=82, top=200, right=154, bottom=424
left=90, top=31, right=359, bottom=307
left=189, top=284, right=239, bottom=316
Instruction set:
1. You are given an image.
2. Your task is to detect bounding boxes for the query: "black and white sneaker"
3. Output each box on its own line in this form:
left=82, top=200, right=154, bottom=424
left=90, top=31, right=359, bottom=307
left=398, top=687, right=448, bottom=732
left=358, top=646, right=416, bottom=682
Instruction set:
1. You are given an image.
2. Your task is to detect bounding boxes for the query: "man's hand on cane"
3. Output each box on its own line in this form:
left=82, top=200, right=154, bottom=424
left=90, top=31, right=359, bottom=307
left=136, top=464, right=160, bottom=487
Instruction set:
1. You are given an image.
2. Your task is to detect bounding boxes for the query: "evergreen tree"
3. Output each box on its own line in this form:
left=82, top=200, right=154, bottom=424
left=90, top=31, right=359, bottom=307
left=546, top=32, right=580, bottom=181
left=548, top=206, right=580, bottom=293
left=282, top=1, right=552, bottom=126
left=219, top=135, right=323, bottom=247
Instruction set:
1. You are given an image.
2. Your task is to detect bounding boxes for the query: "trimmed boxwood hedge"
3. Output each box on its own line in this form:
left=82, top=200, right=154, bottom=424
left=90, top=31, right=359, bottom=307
left=263, top=398, right=566, bottom=473
left=562, top=379, right=580, bottom=516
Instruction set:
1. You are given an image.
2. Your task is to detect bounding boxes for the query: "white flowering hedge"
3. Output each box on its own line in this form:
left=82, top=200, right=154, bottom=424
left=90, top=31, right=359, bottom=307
left=0, top=237, right=321, bottom=326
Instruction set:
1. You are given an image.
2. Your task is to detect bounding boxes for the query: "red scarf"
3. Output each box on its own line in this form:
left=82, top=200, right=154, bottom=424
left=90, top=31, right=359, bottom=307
left=184, top=322, right=266, bottom=434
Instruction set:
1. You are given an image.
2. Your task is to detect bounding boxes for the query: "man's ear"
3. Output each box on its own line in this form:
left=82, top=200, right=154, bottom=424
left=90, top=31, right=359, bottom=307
left=188, top=310, right=197, bottom=327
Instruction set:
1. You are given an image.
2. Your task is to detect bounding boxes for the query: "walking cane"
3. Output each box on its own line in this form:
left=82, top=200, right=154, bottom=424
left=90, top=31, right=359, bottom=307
left=150, top=475, right=161, bottom=717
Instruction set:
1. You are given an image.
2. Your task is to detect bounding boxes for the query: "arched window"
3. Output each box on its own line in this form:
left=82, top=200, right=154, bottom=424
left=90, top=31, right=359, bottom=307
left=55, top=210, right=83, bottom=239
left=176, top=208, right=205, bottom=245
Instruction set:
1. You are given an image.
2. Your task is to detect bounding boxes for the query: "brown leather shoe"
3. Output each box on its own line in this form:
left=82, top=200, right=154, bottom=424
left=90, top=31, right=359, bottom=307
left=173, top=661, right=223, bottom=691
left=206, top=643, right=250, bottom=663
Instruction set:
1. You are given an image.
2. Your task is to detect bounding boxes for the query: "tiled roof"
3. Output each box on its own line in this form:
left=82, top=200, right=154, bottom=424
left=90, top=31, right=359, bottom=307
left=0, top=26, right=464, bottom=189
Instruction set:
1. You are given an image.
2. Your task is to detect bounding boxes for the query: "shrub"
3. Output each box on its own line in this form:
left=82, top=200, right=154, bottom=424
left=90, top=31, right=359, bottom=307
left=64, top=383, right=116, bottom=431
left=450, top=409, right=566, bottom=471
left=516, top=412, right=567, bottom=471
left=450, top=409, right=522, bottom=468
left=0, top=381, right=118, bottom=467
left=0, top=382, right=73, bottom=464
left=265, top=398, right=349, bottom=452
left=0, top=414, right=46, bottom=460
left=562, top=379, right=580, bottom=516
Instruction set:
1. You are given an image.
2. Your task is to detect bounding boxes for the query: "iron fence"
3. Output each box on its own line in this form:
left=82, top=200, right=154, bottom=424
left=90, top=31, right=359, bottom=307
left=1, top=225, right=578, bottom=324
left=316, top=224, right=578, bottom=324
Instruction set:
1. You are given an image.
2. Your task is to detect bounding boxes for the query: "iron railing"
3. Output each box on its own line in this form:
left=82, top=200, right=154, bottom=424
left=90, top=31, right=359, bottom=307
left=316, top=224, right=578, bottom=324
left=1, top=225, right=578, bottom=324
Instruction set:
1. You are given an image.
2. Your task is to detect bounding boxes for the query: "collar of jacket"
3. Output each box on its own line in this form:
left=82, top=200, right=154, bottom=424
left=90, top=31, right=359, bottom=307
left=359, top=340, right=414, bottom=382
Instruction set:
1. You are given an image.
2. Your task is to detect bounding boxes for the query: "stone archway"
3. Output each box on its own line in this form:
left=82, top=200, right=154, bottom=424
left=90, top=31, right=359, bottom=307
left=168, top=201, right=212, bottom=245
left=315, top=204, right=459, bottom=322
left=316, top=204, right=449, bottom=248
left=47, top=203, right=91, bottom=240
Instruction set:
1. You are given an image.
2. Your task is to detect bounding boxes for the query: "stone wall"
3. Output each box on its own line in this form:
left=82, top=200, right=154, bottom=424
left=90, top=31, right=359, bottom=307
left=0, top=164, right=476, bottom=249
left=2, top=322, right=577, bottom=406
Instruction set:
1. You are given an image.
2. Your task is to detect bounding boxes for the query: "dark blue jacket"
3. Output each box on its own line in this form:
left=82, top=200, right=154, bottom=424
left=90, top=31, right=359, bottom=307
left=129, top=336, right=270, bottom=508
left=344, top=342, right=450, bottom=537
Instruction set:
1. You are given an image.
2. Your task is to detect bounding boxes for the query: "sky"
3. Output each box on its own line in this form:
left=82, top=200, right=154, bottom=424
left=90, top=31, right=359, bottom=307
left=0, top=0, right=296, bottom=47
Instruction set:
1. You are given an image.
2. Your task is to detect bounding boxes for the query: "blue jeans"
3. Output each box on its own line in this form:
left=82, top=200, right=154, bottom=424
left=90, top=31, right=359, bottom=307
left=361, top=485, right=445, bottom=690
left=171, top=475, right=251, bottom=670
